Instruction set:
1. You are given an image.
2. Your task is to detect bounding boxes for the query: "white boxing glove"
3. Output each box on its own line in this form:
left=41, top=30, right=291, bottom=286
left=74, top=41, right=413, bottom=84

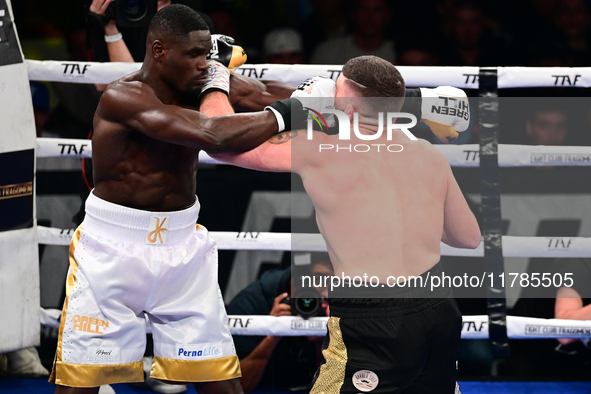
left=419, top=86, right=470, bottom=143
left=291, top=76, right=337, bottom=127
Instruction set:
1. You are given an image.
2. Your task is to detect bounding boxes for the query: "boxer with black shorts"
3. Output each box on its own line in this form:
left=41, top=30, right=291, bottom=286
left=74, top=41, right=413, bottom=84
left=211, top=56, right=481, bottom=393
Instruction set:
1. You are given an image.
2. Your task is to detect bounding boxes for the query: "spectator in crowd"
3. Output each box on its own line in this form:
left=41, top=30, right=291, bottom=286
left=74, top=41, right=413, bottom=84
left=263, top=28, right=306, bottom=64
left=552, top=0, right=591, bottom=66
left=503, top=0, right=564, bottom=66
left=552, top=257, right=591, bottom=375
left=505, top=257, right=591, bottom=379
left=397, top=43, right=439, bottom=67
left=525, top=104, right=568, bottom=146
left=30, top=81, right=52, bottom=138
left=311, top=0, right=394, bottom=65
left=523, top=99, right=591, bottom=147
left=554, top=258, right=591, bottom=348
left=207, top=6, right=268, bottom=63
left=45, top=24, right=102, bottom=139
left=502, top=98, right=591, bottom=146
left=11, top=0, right=63, bottom=41
left=88, top=0, right=214, bottom=63
left=300, top=0, right=348, bottom=60
left=506, top=255, right=591, bottom=379
left=208, top=7, right=240, bottom=43
left=438, top=0, right=509, bottom=66
left=226, top=253, right=334, bottom=394
left=504, top=121, right=590, bottom=378
left=529, top=44, right=572, bottom=67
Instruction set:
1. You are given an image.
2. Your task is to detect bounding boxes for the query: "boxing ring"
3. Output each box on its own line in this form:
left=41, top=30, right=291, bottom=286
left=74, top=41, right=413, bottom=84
left=35, top=138, right=591, bottom=338
left=1, top=3, right=591, bottom=389
left=22, top=61, right=591, bottom=394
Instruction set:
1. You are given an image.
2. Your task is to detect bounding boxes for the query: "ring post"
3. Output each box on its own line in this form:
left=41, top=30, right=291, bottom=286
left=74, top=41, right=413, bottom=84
left=0, top=0, right=41, bottom=353
left=478, top=67, right=510, bottom=357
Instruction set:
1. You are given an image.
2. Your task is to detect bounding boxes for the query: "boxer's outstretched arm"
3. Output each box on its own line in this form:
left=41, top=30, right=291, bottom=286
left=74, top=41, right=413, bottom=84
left=229, top=74, right=296, bottom=111
left=201, top=91, right=235, bottom=117
left=211, top=128, right=328, bottom=173
left=210, top=130, right=297, bottom=173
left=555, top=286, right=591, bottom=344
left=229, top=74, right=423, bottom=117
left=441, top=164, right=481, bottom=249
left=97, top=81, right=279, bottom=154
left=555, top=287, right=591, bottom=321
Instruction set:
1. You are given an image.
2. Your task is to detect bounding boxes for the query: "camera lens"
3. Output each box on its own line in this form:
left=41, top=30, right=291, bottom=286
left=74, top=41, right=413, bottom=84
left=293, top=289, right=321, bottom=318
left=121, top=0, right=148, bottom=22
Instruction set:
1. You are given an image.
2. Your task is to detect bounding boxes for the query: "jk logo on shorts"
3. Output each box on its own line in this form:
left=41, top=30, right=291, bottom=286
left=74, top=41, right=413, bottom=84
left=147, top=215, right=170, bottom=244
left=352, top=370, right=379, bottom=392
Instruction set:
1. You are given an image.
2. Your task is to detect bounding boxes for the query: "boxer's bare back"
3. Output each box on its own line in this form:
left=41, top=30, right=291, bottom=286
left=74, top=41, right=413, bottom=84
left=213, top=73, right=480, bottom=281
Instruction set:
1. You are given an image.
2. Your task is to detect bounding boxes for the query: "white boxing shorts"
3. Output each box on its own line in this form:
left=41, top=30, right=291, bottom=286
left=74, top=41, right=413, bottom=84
left=49, top=191, right=240, bottom=388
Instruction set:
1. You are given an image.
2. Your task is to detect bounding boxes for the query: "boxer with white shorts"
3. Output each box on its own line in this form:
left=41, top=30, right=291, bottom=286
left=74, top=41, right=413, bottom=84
left=51, top=193, right=237, bottom=387
left=50, top=4, right=308, bottom=394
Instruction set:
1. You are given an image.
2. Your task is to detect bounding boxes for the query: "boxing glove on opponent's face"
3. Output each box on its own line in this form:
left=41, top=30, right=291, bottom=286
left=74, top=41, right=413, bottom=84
left=265, top=76, right=337, bottom=133
left=291, top=76, right=337, bottom=127
left=291, top=76, right=336, bottom=112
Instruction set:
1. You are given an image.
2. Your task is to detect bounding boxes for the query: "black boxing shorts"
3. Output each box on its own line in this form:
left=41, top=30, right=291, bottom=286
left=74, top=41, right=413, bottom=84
left=311, top=264, right=462, bottom=394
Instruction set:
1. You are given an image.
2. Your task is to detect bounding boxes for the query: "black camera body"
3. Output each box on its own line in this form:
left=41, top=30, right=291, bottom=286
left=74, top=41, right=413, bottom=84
left=281, top=288, right=323, bottom=319
left=284, top=253, right=325, bottom=319
left=105, top=0, right=158, bottom=28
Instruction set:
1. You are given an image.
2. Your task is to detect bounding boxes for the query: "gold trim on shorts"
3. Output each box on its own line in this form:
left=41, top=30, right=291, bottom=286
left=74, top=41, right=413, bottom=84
left=50, top=360, right=143, bottom=387
left=50, top=228, right=143, bottom=387
left=310, top=317, right=348, bottom=394
left=50, top=227, right=82, bottom=384
left=151, top=355, right=241, bottom=383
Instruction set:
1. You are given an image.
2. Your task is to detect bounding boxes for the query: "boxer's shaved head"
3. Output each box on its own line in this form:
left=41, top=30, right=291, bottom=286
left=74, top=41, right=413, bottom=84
left=145, top=4, right=211, bottom=96
left=148, top=4, right=209, bottom=43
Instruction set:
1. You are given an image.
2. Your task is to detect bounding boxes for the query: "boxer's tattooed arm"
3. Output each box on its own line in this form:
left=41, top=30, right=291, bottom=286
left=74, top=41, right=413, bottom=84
left=269, top=130, right=298, bottom=144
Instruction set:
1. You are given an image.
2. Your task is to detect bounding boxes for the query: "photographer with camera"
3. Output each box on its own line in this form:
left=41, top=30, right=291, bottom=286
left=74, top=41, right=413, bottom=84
left=225, top=253, right=333, bottom=394
left=88, top=0, right=214, bottom=64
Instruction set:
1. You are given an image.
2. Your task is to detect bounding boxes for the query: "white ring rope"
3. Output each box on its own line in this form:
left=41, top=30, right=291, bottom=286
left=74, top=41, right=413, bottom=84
left=37, top=226, right=591, bottom=258
left=27, top=60, right=475, bottom=88
left=26, top=60, right=591, bottom=88
left=30, top=61, right=591, bottom=347
left=38, top=308, right=591, bottom=339
left=36, top=137, right=220, bottom=165
left=36, top=138, right=591, bottom=167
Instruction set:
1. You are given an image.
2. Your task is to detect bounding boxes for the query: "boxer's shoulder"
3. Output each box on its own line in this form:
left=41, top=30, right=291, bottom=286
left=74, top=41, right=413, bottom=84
left=99, top=77, right=161, bottom=117
left=402, top=138, right=449, bottom=169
